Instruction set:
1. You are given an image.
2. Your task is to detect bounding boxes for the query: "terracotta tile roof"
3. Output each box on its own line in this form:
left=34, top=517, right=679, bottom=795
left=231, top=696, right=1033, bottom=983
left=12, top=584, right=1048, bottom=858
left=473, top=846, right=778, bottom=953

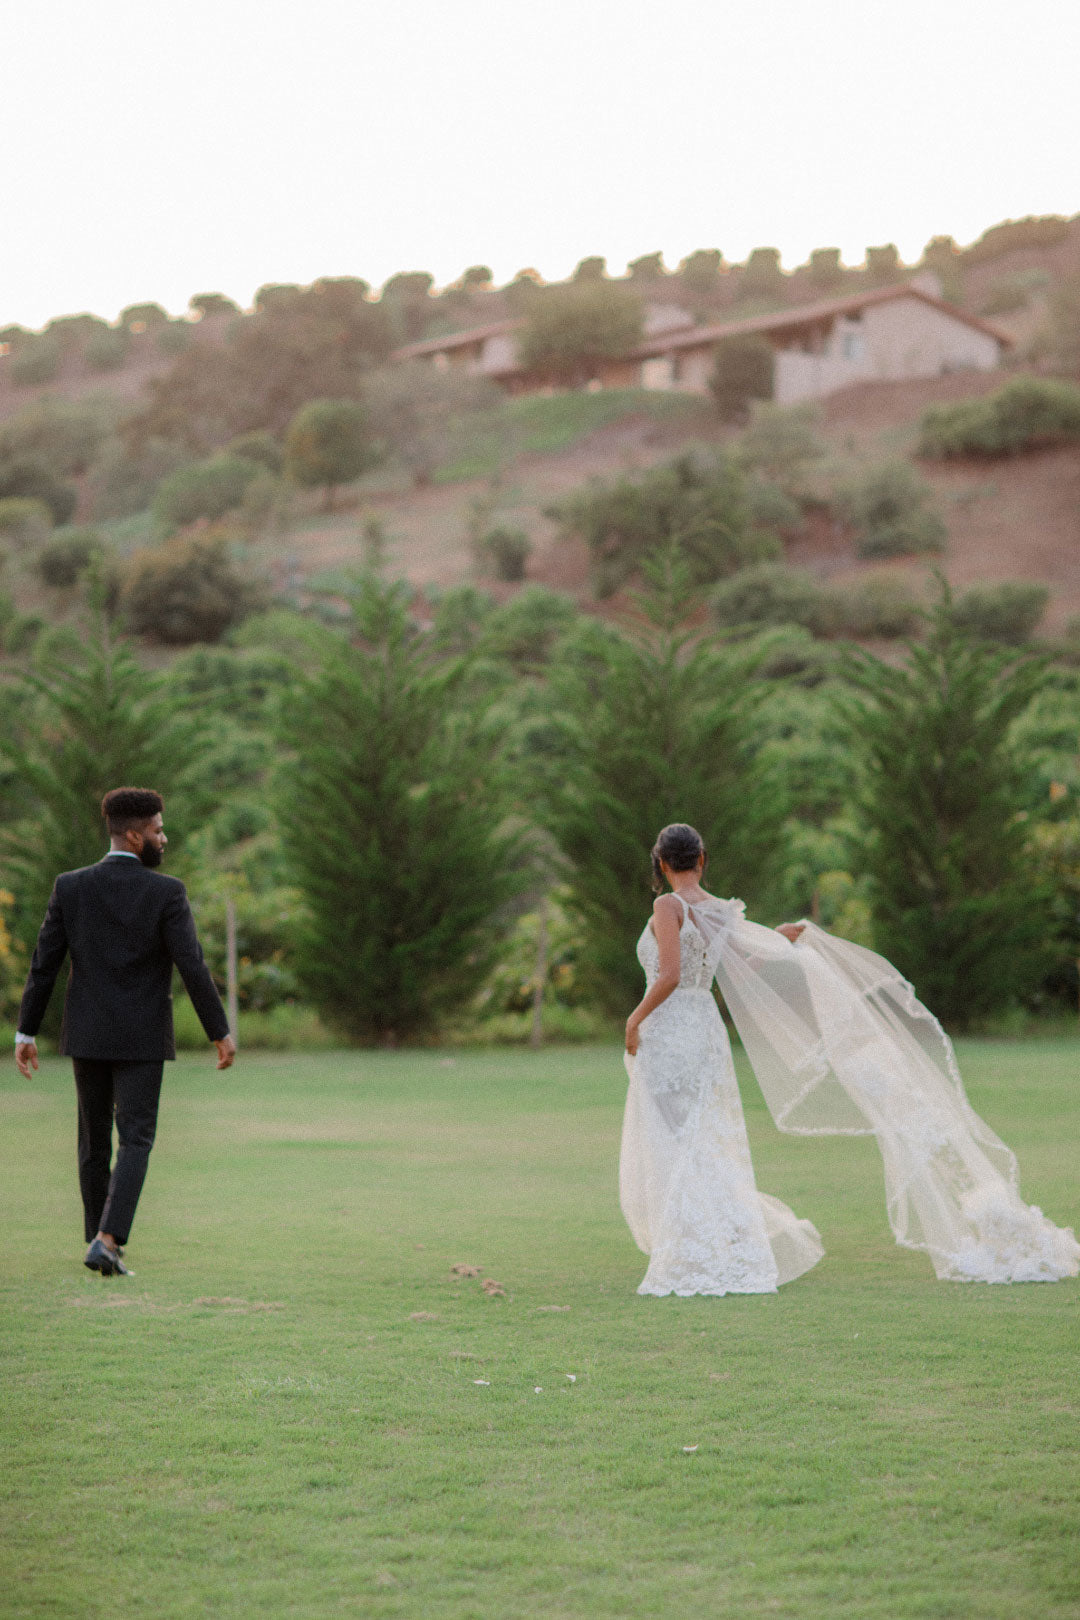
left=630, top=284, right=1013, bottom=358
left=393, top=319, right=523, bottom=361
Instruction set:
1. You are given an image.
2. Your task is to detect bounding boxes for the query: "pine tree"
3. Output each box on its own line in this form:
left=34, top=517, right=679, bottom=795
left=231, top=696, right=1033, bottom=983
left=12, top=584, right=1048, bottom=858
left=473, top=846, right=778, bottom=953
left=276, top=574, right=527, bottom=1042
left=843, top=587, right=1053, bottom=1027
left=541, top=548, right=787, bottom=1012
left=0, top=599, right=209, bottom=954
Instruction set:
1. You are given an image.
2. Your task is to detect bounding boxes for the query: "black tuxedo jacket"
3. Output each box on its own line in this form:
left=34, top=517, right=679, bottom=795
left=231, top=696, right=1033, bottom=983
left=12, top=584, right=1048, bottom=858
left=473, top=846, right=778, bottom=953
left=17, top=854, right=229, bottom=1060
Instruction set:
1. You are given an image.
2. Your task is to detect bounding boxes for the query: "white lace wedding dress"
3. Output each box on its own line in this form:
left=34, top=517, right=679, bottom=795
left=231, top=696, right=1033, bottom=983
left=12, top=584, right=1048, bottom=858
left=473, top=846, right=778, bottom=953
left=620, top=896, right=824, bottom=1295
left=620, top=896, right=1080, bottom=1294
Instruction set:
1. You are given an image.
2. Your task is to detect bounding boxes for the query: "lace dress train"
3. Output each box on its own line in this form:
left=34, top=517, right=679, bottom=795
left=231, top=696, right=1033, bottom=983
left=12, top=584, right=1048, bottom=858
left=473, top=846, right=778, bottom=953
left=620, top=903, right=823, bottom=1296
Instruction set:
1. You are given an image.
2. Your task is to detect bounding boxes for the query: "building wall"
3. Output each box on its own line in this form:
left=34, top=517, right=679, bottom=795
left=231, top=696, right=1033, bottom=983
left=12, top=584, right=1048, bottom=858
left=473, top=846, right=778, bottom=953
left=859, top=296, right=1000, bottom=379
left=774, top=348, right=867, bottom=403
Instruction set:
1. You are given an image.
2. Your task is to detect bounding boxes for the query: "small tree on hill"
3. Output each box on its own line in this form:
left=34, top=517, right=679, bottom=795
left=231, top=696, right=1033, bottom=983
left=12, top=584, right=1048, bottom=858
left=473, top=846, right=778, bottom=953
left=865, top=244, right=902, bottom=284
left=0, top=599, right=209, bottom=956
left=678, top=249, right=723, bottom=296
left=709, top=335, right=775, bottom=422
left=738, top=247, right=783, bottom=301
left=122, top=533, right=259, bottom=645
left=284, top=398, right=380, bottom=509
left=189, top=292, right=241, bottom=320
left=518, top=282, right=644, bottom=388
left=542, top=548, right=787, bottom=1010
left=842, top=586, right=1054, bottom=1027
left=807, top=247, right=843, bottom=291
left=276, top=574, right=527, bottom=1041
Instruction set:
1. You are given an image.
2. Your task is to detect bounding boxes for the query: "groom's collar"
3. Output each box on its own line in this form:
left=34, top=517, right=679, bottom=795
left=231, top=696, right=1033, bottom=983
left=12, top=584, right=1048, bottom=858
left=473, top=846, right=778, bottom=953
left=103, top=850, right=139, bottom=860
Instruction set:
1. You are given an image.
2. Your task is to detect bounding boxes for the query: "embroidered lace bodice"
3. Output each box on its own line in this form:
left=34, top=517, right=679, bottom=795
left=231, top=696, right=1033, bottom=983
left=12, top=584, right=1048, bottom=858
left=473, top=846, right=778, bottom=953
left=637, top=906, right=713, bottom=992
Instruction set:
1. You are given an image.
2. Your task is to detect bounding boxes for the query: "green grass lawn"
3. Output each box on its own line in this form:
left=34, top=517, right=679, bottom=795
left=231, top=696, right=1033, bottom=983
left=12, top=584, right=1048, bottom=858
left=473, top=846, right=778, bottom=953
left=2, top=1040, right=1079, bottom=1619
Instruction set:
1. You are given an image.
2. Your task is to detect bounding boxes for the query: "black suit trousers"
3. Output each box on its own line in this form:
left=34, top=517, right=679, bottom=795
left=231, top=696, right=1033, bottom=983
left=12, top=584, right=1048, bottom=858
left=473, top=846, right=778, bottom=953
left=73, top=1059, right=164, bottom=1245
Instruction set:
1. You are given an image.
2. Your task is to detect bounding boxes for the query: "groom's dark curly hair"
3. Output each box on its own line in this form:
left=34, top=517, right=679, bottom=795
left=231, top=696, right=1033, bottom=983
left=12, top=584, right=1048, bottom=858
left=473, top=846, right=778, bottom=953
left=651, top=823, right=706, bottom=893
left=101, top=787, right=164, bottom=834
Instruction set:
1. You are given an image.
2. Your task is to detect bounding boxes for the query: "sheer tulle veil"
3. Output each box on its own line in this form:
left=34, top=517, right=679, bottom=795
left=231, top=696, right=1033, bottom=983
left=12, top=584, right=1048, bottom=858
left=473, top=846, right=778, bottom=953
left=689, top=899, right=1079, bottom=1283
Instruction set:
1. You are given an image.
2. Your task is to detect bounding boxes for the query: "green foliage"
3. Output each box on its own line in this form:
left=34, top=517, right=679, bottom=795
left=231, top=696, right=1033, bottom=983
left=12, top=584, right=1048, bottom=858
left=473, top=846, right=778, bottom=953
left=709, top=334, right=775, bottom=421
left=226, top=430, right=283, bottom=472
left=542, top=550, right=788, bottom=1011
left=677, top=248, right=723, bottom=294
left=275, top=574, right=527, bottom=1041
left=83, top=327, right=131, bottom=372
left=710, top=563, right=833, bottom=635
left=552, top=451, right=773, bottom=599
left=0, top=394, right=117, bottom=477
left=9, top=335, right=62, bottom=386
left=517, top=282, right=643, bottom=386
left=35, top=527, right=107, bottom=587
left=838, top=460, right=946, bottom=558
left=0, top=609, right=209, bottom=954
left=122, top=533, right=260, bottom=645
left=830, top=574, right=922, bottom=639
left=43, top=313, right=108, bottom=351
left=151, top=454, right=261, bottom=532
left=1044, top=275, right=1080, bottom=374
left=481, top=587, right=579, bottom=674
left=87, top=436, right=192, bottom=521
left=185, top=878, right=303, bottom=1011
left=155, top=321, right=193, bottom=357
left=475, top=525, right=531, bottom=582
left=472, top=891, right=588, bottom=1017
left=572, top=256, right=607, bottom=283
left=364, top=362, right=498, bottom=486
left=189, top=292, right=241, bottom=320
left=734, top=401, right=826, bottom=495
left=0, top=497, right=52, bottom=548
left=918, top=376, right=1080, bottom=457
left=978, top=269, right=1049, bottom=317
left=951, top=581, right=1049, bottom=644
left=843, top=589, right=1054, bottom=1027
left=739, top=247, right=783, bottom=301
left=962, top=214, right=1071, bottom=266
left=807, top=247, right=844, bottom=290
left=120, top=301, right=169, bottom=330
left=627, top=252, right=665, bottom=282
left=283, top=398, right=380, bottom=505
left=0, top=460, right=76, bottom=525
left=865, top=243, right=902, bottom=284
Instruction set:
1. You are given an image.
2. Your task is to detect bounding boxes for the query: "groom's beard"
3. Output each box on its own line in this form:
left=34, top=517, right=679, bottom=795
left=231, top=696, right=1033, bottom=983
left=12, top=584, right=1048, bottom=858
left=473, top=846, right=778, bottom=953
left=139, top=843, right=164, bottom=868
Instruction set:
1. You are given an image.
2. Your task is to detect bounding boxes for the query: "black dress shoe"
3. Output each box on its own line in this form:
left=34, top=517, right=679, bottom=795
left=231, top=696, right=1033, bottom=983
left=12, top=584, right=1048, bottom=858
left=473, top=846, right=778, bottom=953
left=84, top=1238, right=132, bottom=1276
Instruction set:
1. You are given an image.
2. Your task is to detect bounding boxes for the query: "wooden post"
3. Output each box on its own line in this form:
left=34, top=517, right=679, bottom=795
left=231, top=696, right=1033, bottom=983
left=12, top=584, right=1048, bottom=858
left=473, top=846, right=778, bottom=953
left=530, top=898, right=550, bottom=1051
left=225, top=897, right=239, bottom=1048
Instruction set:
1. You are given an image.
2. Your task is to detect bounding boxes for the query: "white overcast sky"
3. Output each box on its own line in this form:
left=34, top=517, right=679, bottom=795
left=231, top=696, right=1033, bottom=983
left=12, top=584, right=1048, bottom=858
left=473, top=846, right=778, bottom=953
left=2, top=0, right=1078, bottom=329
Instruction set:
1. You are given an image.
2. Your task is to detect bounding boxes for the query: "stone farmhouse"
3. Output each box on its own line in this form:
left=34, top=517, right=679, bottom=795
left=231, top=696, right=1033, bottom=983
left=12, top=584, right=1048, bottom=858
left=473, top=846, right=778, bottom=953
left=393, top=283, right=1011, bottom=405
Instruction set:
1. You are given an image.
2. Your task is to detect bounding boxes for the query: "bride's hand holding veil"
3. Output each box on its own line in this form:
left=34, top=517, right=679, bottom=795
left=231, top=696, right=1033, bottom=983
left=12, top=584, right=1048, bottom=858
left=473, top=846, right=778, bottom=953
left=775, top=923, right=805, bottom=944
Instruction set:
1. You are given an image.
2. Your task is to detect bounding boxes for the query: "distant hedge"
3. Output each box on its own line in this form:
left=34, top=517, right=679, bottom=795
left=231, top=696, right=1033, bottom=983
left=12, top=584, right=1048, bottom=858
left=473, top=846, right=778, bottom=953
left=152, top=455, right=261, bottom=533
left=919, top=377, right=1080, bottom=458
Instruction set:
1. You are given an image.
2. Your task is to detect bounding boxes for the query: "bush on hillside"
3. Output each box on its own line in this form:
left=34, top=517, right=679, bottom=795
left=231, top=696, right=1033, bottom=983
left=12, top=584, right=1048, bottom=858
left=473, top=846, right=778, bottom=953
left=86, top=437, right=193, bottom=521
left=0, top=460, right=76, bottom=525
left=979, top=270, right=1049, bottom=317
left=0, top=497, right=52, bottom=548
left=919, top=376, right=1080, bottom=458
left=474, top=525, right=531, bottom=583
left=120, top=302, right=169, bottom=331
left=84, top=328, right=131, bottom=373
left=363, top=362, right=498, bottom=486
left=0, top=395, right=117, bottom=478
left=743, top=479, right=803, bottom=537
left=807, top=247, right=844, bottom=290
left=1045, top=276, right=1080, bottom=375
left=552, top=452, right=774, bottom=598
left=189, top=292, right=241, bottom=320
left=152, top=455, right=261, bottom=533
left=482, top=587, right=579, bottom=674
left=738, top=247, right=783, bottom=301
left=735, top=401, right=826, bottom=495
left=284, top=398, right=381, bottom=508
left=838, top=461, right=946, bottom=558
left=9, top=336, right=62, bottom=387
left=830, top=574, right=922, bottom=639
left=517, top=281, right=644, bottom=387
left=35, top=528, right=107, bottom=588
left=710, top=563, right=832, bottom=634
left=950, top=582, right=1049, bottom=644
left=709, top=335, right=775, bottom=422
left=155, top=321, right=192, bottom=357
left=227, top=431, right=283, bottom=473
left=677, top=249, right=723, bottom=294
left=865, top=244, right=902, bottom=284
left=122, top=533, right=260, bottom=644
left=962, top=215, right=1071, bottom=266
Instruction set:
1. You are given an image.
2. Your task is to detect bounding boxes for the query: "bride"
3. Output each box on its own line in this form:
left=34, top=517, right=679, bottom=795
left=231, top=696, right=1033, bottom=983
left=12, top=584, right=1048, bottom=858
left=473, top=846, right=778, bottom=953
left=620, top=823, right=1080, bottom=1296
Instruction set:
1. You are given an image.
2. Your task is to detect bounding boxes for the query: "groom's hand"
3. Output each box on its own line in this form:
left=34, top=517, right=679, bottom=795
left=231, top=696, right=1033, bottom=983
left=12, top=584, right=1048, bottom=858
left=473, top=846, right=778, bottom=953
left=214, top=1035, right=237, bottom=1070
left=15, top=1040, right=38, bottom=1080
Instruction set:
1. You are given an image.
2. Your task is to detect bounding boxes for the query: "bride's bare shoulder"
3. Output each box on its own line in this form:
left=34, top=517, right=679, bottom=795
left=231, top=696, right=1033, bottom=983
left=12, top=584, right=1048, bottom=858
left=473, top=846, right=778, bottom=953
left=650, top=892, right=684, bottom=932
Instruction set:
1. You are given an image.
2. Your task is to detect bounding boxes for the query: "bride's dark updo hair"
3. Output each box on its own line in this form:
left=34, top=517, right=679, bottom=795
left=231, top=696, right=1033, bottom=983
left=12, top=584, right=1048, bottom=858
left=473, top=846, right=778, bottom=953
left=651, top=823, right=706, bottom=893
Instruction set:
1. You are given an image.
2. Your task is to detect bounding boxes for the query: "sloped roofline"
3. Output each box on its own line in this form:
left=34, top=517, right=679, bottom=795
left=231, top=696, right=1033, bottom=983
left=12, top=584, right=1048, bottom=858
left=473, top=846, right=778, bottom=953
left=631, top=283, right=1013, bottom=357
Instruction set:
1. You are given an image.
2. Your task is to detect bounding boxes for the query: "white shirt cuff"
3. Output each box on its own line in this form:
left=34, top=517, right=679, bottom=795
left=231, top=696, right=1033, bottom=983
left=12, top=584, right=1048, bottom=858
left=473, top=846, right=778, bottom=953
left=15, top=1033, right=35, bottom=1046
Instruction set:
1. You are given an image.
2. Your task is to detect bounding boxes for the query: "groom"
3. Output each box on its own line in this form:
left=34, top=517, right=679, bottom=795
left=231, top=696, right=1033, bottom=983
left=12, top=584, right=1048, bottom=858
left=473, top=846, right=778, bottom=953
left=14, top=787, right=236, bottom=1276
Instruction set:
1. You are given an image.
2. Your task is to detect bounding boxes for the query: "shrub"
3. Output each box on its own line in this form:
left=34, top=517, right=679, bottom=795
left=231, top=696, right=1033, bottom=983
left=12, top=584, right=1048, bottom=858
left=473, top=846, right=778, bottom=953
left=283, top=397, right=380, bottom=507
left=481, top=586, right=578, bottom=673
left=0, top=460, right=77, bottom=525
left=83, top=327, right=131, bottom=372
left=919, top=376, right=1080, bottom=458
left=552, top=451, right=772, bottom=598
left=979, top=270, right=1048, bottom=317
left=738, top=247, right=783, bottom=301
left=0, top=496, right=52, bottom=547
left=151, top=454, right=261, bottom=532
left=735, top=401, right=826, bottom=494
left=710, top=562, right=831, bottom=634
left=227, top=430, right=283, bottom=472
left=677, top=248, right=723, bottom=294
left=0, top=395, right=117, bottom=477
left=475, top=525, right=531, bottom=582
left=830, top=575, right=922, bottom=639
left=35, top=527, right=106, bottom=587
left=517, top=281, right=643, bottom=386
left=950, top=582, right=1049, bottom=644
left=155, top=321, right=192, bottom=357
left=189, top=292, right=241, bottom=320
left=119, top=301, right=169, bottom=330
left=122, top=533, right=259, bottom=643
left=962, top=215, right=1070, bottom=266
left=87, top=437, right=193, bottom=521
left=709, top=334, right=774, bottom=421
left=9, top=336, right=62, bottom=386
left=807, top=247, right=843, bottom=290
left=865, top=243, right=902, bottom=283
left=744, top=479, right=802, bottom=537
left=838, top=461, right=946, bottom=558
